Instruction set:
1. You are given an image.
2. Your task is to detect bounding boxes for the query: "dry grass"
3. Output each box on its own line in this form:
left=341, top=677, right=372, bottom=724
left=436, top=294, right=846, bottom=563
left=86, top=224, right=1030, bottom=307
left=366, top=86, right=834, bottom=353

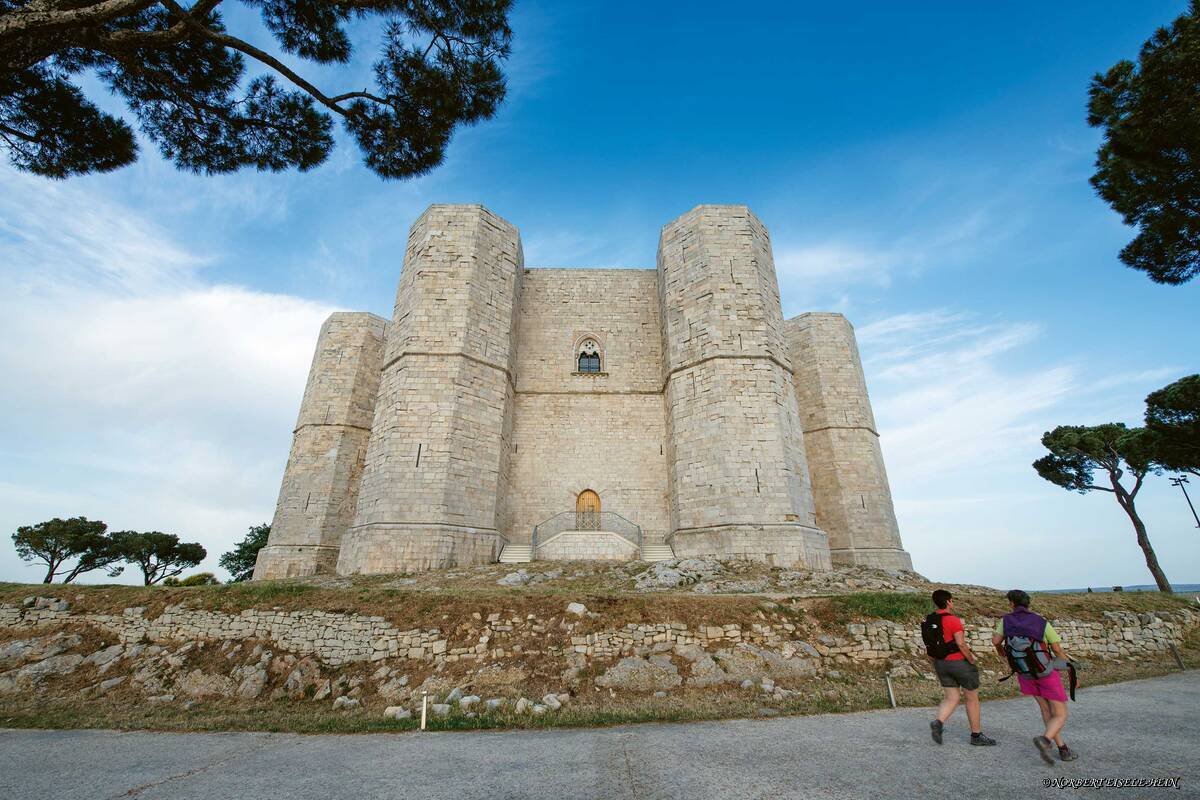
left=3, top=571, right=1192, bottom=631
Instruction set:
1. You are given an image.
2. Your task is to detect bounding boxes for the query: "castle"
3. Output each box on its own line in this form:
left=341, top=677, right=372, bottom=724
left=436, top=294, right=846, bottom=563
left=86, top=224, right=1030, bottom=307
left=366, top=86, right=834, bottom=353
left=252, top=205, right=912, bottom=579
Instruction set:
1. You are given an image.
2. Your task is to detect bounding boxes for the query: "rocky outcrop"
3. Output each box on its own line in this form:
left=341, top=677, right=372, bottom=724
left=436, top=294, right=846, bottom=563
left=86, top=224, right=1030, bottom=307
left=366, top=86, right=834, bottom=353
left=595, top=655, right=682, bottom=692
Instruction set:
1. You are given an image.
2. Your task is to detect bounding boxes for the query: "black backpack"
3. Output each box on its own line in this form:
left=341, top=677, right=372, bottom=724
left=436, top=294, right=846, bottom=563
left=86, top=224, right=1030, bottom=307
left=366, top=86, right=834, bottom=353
left=921, top=612, right=960, bottom=659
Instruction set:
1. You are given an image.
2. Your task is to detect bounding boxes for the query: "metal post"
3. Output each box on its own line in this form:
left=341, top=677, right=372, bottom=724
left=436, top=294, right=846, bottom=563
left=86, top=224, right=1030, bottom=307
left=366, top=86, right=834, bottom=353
left=1169, top=476, right=1200, bottom=528
left=884, top=674, right=897, bottom=709
left=421, top=690, right=428, bottom=731
left=1168, top=643, right=1186, bottom=670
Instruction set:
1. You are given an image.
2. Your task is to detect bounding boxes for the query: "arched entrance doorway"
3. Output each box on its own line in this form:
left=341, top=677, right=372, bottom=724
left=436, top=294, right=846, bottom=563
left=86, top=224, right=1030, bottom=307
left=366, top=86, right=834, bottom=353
left=576, top=489, right=600, bottom=530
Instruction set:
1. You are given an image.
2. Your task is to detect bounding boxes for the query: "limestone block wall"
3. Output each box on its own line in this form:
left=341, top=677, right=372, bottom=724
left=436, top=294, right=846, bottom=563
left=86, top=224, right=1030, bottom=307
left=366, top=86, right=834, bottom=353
left=511, top=269, right=663, bottom=393
left=786, top=313, right=911, bottom=571
left=254, top=312, right=387, bottom=580
left=535, top=531, right=639, bottom=561
left=339, top=205, right=523, bottom=574
left=7, top=602, right=1192, bottom=674
left=657, top=205, right=829, bottom=567
left=507, top=394, right=669, bottom=545
left=505, top=269, right=669, bottom=545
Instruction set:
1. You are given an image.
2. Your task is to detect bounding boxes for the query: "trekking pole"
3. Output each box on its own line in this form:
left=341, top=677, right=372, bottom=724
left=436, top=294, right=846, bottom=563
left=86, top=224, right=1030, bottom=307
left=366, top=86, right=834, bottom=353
left=421, top=690, right=429, bottom=731
left=884, top=673, right=897, bottom=709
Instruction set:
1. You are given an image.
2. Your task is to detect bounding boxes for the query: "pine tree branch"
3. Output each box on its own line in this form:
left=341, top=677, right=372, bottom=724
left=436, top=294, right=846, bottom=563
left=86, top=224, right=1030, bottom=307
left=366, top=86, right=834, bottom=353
left=0, top=0, right=157, bottom=40
left=0, top=122, right=39, bottom=143
left=113, top=54, right=299, bottom=138
left=159, top=0, right=362, bottom=118
left=328, top=90, right=389, bottom=104
left=96, top=0, right=223, bottom=50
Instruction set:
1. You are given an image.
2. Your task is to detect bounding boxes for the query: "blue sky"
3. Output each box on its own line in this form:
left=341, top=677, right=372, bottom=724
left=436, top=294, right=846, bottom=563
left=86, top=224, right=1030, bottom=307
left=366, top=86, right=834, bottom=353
left=1, top=1, right=1197, bottom=590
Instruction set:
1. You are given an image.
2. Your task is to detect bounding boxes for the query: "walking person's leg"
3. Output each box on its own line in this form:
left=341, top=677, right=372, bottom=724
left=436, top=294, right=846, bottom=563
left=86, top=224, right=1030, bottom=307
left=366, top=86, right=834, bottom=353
left=1032, top=672, right=1073, bottom=763
left=930, top=682, right=959, bottom=744
left=937, top=687, right=961, bottom=724
left=1043, top=699, right=1068, bottom=745
left=963, top=688, right=981, bottom=733
left=961, top=666, right=995, bottom=745
left=1034, top=696, right=1064, bottom=747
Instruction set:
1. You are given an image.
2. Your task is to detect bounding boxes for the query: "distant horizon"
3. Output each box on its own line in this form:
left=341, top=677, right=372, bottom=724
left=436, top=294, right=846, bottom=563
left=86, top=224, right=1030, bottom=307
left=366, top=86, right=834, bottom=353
left=1036, top=582, right=1200, bottom=594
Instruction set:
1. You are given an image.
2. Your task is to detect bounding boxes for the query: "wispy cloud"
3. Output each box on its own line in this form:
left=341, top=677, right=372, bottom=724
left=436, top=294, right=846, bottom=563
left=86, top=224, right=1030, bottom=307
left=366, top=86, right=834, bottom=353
left=856, top=307, right=1193, bottom=587
left=0, top=167, right=336, bottom=583
left=522, top=227, right=647, bottom=268
left=0, top=168, right=206, bottom=294
left=861, top=310, right=1075, bottom=482
left=774, top=210, right=993, bottom=298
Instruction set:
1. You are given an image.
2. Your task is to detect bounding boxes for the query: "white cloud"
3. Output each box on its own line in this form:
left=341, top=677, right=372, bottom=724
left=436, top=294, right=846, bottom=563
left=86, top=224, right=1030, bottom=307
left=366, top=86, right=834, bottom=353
left=0, top=167, right=336, bottom=583
left=861, top=310, right=1075, bottom=482
left=774, top=210, right=993, bottom=298
left=0, top=169, right=204, bottom=294
left=858, top=308, right=1196, bottom=589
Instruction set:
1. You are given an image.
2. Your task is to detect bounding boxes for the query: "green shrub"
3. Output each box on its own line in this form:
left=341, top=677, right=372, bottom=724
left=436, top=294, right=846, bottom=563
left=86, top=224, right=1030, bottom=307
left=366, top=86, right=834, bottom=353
left=179, top=572, right=220, bottom=586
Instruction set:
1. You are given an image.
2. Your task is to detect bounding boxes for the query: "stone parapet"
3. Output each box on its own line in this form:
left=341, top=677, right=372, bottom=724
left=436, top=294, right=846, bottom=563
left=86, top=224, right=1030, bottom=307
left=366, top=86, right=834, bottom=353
left=535, top=531, right=639, bottom=561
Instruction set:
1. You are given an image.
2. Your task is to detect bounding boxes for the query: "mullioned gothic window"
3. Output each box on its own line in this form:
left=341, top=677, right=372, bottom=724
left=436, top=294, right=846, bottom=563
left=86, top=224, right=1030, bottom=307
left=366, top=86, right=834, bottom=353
left=575, top=337, right=603, bottom=373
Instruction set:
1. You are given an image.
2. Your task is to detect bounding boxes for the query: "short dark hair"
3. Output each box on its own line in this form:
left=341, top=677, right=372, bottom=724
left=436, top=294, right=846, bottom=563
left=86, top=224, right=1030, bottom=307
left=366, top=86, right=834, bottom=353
left=932, top=589, right=953, bottom=609
left=1006, top=589, right=1031, bottom=608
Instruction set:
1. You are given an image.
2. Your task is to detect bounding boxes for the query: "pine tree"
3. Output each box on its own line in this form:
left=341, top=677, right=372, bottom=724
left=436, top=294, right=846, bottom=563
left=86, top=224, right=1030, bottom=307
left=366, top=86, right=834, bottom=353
left=0, top=1, right=512, bottom=179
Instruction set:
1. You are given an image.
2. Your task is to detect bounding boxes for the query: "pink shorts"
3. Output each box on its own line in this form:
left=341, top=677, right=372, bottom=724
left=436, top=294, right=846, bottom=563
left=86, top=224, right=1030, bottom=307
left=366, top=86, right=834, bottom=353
left=1017, top=670, right=1067, bottom=703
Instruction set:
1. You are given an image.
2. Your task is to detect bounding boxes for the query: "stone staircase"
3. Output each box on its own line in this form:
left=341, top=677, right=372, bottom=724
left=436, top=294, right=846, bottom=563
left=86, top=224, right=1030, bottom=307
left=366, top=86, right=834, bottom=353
left=498, top=544, right=532, bottom=563
left=640, top=542, right=675, bottom=562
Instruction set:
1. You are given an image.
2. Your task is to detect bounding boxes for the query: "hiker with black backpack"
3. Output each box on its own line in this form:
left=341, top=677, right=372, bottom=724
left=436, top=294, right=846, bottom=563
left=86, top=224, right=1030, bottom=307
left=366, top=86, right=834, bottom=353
left=992, top=589, right=1080, bottom=764
left=923, top=589, right=997, bottom=747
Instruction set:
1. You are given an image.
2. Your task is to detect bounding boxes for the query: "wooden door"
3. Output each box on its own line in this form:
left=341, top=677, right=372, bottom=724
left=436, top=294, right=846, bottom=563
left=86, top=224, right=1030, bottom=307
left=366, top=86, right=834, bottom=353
left=576, top=490, right=600, bottom=530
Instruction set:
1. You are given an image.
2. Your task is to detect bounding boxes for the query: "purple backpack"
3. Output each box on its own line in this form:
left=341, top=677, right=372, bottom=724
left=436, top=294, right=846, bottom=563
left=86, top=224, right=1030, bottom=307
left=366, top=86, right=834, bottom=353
left=1001, top=608, right=1055, bottom=679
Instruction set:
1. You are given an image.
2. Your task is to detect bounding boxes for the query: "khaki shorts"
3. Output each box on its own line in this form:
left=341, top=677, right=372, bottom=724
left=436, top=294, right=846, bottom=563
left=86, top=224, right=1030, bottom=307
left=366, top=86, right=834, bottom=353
left=934, top=659, right=980, bottom=690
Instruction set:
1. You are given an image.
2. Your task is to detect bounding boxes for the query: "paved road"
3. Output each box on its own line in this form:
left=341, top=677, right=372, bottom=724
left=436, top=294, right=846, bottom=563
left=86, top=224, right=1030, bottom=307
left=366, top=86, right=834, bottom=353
left=1, top=672, right=1196, bottom=800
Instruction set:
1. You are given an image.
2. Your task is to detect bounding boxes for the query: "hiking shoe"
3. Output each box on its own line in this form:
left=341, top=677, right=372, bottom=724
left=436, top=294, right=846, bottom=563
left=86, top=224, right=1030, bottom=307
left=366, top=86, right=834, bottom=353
left=930, top=719, right=944, bottom=745
left=970, top=733, right=997, bottom=746
left=1058, top=746, right=1079, bottom=762
left=1033, top=736, right=1055, bottom=765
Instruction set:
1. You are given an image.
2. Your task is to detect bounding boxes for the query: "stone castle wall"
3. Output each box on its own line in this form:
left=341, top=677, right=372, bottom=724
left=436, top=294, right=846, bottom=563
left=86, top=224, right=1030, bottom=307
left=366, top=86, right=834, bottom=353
left=337, top=206, right=523, bottom=574
left=786, top=313, right=910, bottom=571
left=254, top=313, right=387, bottom=580
left=505, top=269, right=669, bottom=545
left=257, top=204, right=912, bottom=577
left=657, top=206, right=828, bottom=567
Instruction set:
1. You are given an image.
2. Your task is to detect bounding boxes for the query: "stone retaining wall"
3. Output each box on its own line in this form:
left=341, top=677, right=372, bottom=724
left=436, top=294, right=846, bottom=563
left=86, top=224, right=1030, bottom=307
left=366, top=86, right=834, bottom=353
left=536, top=531, right=639, bottom=561
left=3, top=602, right=1194, bottom=672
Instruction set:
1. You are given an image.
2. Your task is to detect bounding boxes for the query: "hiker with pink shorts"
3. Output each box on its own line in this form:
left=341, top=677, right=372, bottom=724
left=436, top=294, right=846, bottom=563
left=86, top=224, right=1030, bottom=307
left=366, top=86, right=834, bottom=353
left=992, top=589, right=1080, bottom=764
